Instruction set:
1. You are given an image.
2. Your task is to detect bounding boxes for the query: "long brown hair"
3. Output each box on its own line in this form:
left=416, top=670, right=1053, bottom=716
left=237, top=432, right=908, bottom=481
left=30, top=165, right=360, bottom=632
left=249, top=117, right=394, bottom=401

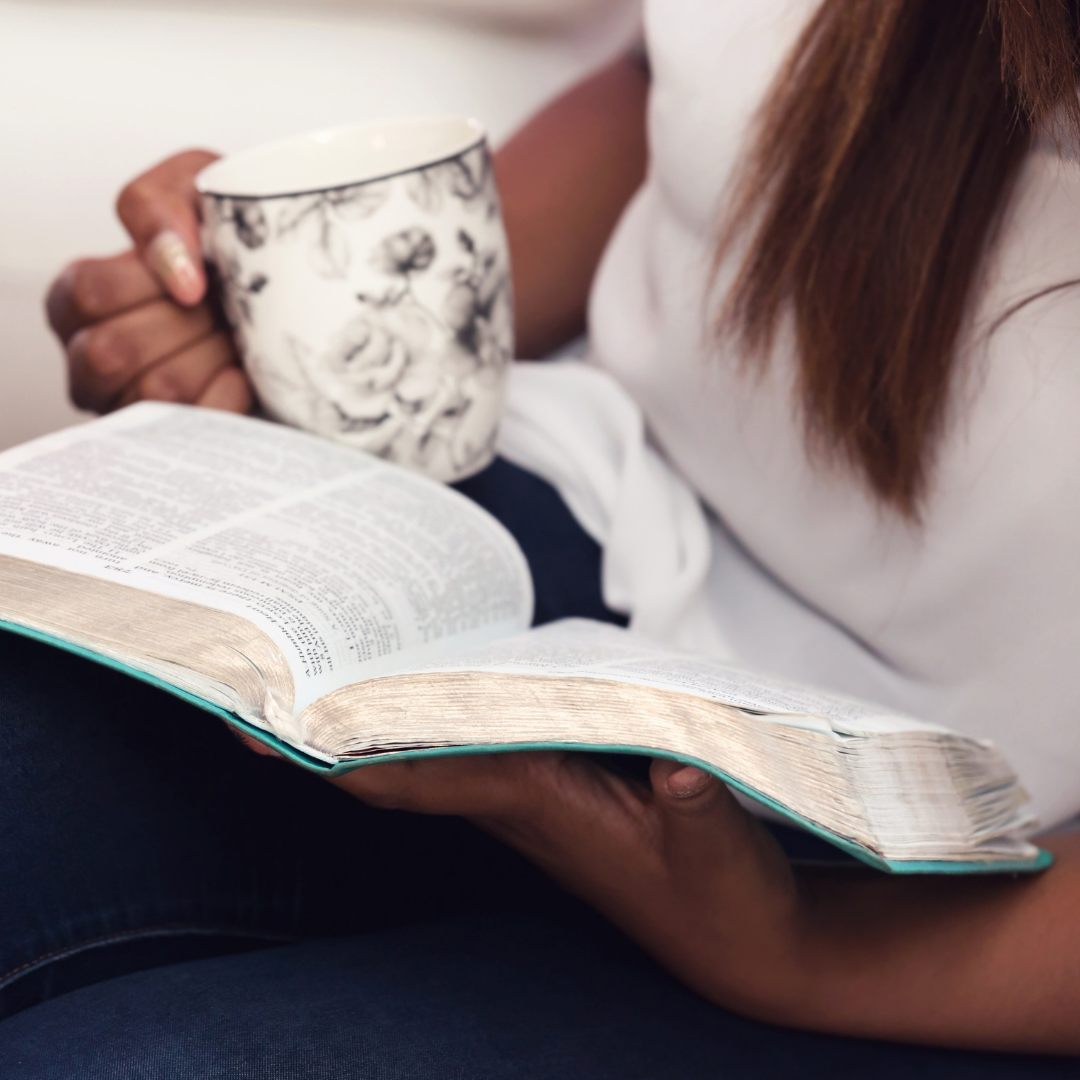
left=717, top=0, right=1080, bottom=515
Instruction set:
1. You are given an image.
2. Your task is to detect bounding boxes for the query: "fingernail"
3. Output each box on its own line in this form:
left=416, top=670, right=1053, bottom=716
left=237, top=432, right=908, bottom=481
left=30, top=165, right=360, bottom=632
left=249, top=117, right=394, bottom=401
left=148, top=230, right=201, bottom=302
left=666, top=766, right=712, bottom=799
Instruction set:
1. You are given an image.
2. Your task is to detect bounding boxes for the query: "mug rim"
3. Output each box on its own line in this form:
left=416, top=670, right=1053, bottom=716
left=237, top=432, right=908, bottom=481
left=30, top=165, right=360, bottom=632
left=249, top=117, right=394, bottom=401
left=196, top=115, right=486, bottom=202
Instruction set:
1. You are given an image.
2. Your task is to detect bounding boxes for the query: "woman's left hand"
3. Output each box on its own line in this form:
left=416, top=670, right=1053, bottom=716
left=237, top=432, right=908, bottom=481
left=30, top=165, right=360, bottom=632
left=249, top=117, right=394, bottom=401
left=332, top=752, right=807, bottom=1015
left=328, top=750, right=1080, bottom=1055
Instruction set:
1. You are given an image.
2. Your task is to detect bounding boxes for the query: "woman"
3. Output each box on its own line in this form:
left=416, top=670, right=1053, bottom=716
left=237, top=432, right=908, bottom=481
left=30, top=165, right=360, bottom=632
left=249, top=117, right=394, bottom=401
left=4, top=0, right=1080, bottom=1072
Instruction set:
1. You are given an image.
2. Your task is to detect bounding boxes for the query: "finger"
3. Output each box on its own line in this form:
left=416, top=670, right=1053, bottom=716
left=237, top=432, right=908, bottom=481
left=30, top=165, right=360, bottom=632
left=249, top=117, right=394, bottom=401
left=115, top=331, right=239, bottom=409
left=67, top=298, right=216, bottom=412
left=115, top=148, right=220, bottom=306
left=230, top=727, right=283, bottom=759
left=46, top=250, right=165, bottom=344
left=330, top=753, right=545, bottom=817
left=330, top=761, right=426, bottom=811
left=330, top=757, right=500, bottom=814
left=649, top=758, right=793, bottom=896
left=658, top=762, right=716, bottom=801
left=650, top=759, right=723, bottom=808
left=649, top=758, right=755, bottom=863
left=196, top=363, right=255, bottom=414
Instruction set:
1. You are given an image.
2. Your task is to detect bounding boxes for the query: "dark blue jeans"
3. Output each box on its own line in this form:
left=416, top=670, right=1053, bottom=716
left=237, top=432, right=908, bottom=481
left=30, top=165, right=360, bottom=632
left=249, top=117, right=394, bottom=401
left=0, top=459, right=1074, bottom=1078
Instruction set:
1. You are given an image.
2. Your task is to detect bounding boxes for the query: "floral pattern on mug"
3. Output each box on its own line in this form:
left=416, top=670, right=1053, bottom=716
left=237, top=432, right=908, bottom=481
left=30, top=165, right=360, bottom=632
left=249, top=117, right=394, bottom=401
left=201, top=136, right=513, bottom=483
left=275, top=182, right=390, bottom=279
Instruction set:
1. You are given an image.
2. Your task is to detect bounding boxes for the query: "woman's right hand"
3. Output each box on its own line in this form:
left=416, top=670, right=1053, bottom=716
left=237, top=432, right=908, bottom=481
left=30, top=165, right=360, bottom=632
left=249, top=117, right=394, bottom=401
left=46, top=150, right=253, bottom=415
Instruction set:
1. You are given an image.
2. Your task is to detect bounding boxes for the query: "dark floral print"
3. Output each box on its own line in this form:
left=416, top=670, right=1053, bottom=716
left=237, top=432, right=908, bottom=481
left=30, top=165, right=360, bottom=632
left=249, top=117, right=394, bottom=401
left=405, top=144, right=499, bottom=221
left=209, top=197, right=270, bottom=250
left=215, top=254, right=268, bottom=326
left=444, top=229, right=512, bottom=367
left=202, top=137, right=512, bottom=481
left=373, top=228, right=437, bottom=278
left=231, top=199, right=270, bottom=249
left=276, top=182, right=390, bottom=279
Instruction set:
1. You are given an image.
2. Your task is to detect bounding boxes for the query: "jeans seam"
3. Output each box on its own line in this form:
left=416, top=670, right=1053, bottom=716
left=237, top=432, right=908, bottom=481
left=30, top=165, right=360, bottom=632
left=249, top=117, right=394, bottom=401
left=0, top=924, right=300, bottom=989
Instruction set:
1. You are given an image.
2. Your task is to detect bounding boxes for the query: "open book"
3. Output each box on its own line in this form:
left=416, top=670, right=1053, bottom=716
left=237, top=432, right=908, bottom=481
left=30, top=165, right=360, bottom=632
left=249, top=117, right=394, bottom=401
left=0, top=403, right=1046, bottom=874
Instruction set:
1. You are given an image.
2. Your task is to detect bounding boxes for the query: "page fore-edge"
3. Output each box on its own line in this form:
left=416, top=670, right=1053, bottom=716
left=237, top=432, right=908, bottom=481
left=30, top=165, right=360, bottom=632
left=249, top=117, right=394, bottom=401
left=0, top=618, right=1052, bottom=877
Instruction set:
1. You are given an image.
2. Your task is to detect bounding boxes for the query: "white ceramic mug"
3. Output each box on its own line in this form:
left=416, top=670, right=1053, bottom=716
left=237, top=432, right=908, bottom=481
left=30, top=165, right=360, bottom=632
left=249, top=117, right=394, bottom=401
left=196, top=117, right=514, bottom=483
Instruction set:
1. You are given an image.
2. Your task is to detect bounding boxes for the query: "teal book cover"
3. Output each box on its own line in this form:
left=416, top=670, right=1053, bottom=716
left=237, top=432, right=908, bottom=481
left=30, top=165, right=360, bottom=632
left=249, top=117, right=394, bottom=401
left=1, top=617, right=1052, bottom=878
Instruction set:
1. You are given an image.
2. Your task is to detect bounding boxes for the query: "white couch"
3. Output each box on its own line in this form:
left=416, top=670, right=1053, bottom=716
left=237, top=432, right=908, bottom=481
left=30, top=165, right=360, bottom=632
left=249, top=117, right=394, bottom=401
left=0, top=0, right=638, bottom=450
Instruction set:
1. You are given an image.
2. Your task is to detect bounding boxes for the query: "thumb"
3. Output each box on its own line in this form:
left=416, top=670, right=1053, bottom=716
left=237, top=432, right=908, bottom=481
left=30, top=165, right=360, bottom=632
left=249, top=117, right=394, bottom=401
left=651, top=759, right=743, bottom=830
left=649, top=758, right=777, bottom=881
left=115, top=149, right=221, bottom=306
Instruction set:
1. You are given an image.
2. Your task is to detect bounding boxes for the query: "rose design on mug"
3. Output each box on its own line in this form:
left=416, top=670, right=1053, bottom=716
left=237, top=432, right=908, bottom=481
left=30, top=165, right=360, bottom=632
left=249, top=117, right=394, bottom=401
left=301, top=223, right=472, bottom=462
left=325, top=304, right=412, bottom=396
left=207, top=198, right=271, bottom=250
left=444, top=230, right=512, bottom=370
left=277, top=182, right=390, bottom=279
left=404, top=144, right=497, bottom=220
left=231, top=200, right=270, bottom=250
left=300, top=290, right=495, bottom=478
left=312, top=296, right=435, bottom=429
left=373, top=227, right=437, bottom=278
left=199, top=120, right=514, bottom=482
left=211, top=254, right=268, bottom=327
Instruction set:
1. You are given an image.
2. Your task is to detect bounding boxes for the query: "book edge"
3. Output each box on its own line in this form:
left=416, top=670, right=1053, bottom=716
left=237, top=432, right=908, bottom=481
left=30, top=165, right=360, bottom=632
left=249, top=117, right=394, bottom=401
left=1, top=619, right=1052, bottom=877
left=317, top=741, right=1052, bottom=876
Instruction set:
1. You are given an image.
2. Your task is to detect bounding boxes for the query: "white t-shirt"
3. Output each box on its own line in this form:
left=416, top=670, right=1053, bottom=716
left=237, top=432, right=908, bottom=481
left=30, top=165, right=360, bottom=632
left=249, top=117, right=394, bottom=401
left=585, top=0, right=1080, bottom=827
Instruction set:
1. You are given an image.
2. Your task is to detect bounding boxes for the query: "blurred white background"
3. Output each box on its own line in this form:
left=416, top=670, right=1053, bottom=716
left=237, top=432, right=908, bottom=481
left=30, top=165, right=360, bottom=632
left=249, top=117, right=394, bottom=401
left=0, top=0, right=637, bottom=450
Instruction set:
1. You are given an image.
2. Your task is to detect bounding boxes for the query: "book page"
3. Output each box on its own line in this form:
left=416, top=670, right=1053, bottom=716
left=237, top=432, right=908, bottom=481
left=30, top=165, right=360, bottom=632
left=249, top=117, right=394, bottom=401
left=0, top=404, right=532, bottom=711
left=412, top=618, right=941, bottom=736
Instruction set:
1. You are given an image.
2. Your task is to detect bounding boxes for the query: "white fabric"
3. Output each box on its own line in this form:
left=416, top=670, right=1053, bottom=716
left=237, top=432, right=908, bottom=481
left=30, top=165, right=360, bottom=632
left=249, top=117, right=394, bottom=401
left=504, top=0, right=1080, bottom=829
left=499, top=361, right=720, bottom=648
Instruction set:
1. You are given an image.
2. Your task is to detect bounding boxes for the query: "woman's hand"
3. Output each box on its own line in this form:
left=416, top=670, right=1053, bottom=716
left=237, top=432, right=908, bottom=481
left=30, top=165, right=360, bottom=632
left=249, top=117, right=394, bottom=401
left=330, top=751, right=1080, bottom=1055
left=331, top=752, right=810, bottom=1015
left=45, top=150, right=253, bottom=415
